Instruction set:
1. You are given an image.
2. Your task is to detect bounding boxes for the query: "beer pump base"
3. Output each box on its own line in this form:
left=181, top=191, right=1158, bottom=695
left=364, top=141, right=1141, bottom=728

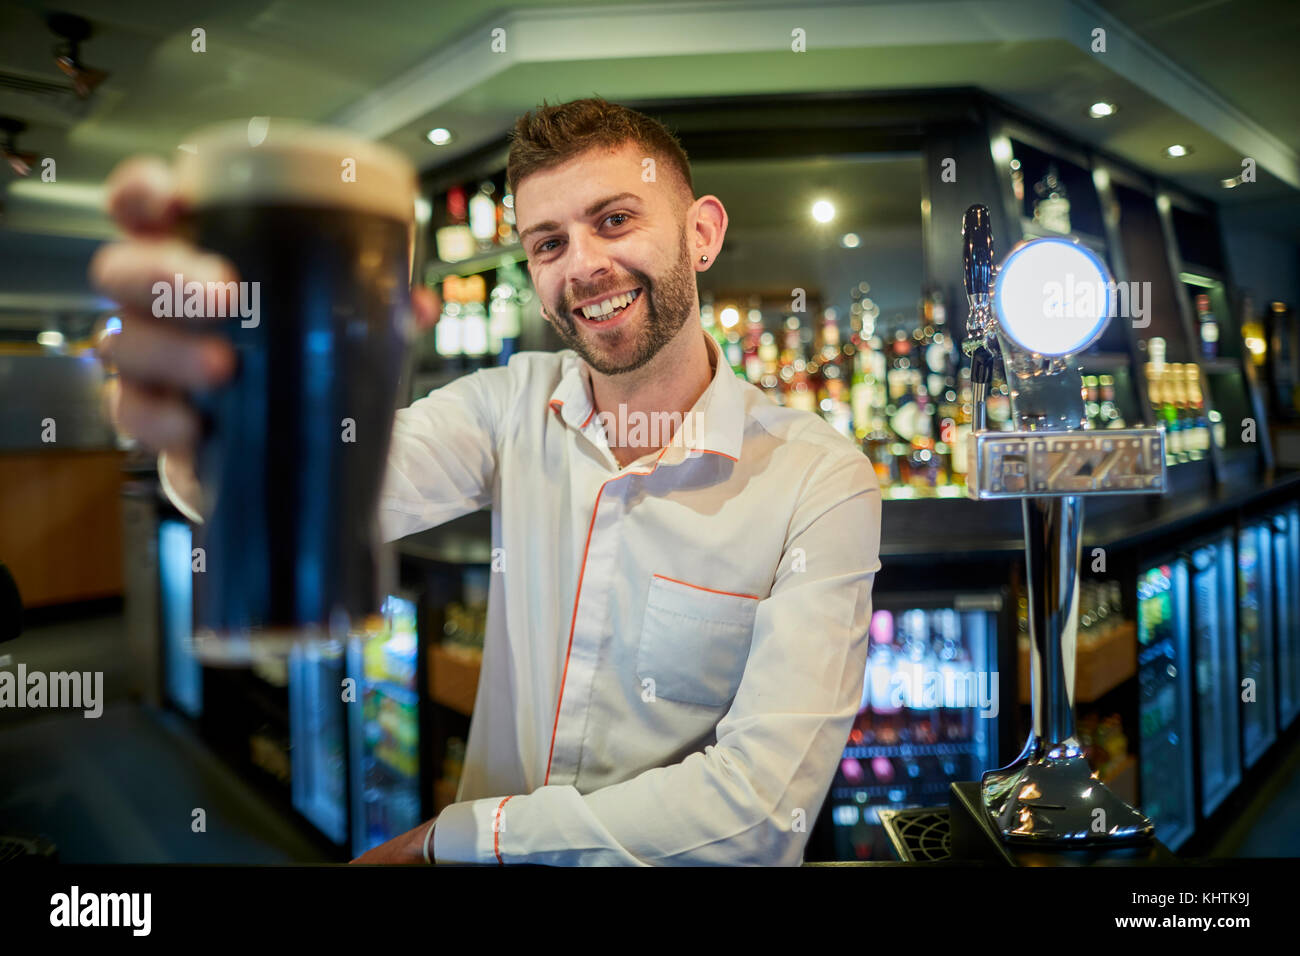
left=947, top=781, right=1178, bottom=866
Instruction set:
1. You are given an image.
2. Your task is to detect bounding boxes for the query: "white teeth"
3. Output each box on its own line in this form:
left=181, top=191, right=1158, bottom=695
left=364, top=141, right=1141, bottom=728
left=580, top=289, right=639, bottom=320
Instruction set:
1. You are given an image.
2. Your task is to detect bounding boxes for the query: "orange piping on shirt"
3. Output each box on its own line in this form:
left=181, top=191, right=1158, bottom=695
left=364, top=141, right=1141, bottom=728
left=493, top=795, right=515, bottom=865
left=544, top=445, right=671, bottom=787
left=651, top=573, right=758, bottom=601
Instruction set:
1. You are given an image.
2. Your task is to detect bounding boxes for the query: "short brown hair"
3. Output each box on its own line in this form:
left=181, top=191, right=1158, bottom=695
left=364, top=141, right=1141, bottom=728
left=506, top=97, right=694, bottom=209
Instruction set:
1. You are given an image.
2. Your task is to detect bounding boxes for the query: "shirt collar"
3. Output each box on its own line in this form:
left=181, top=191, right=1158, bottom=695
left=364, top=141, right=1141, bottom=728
left=547, top=329, right=746, bottom=465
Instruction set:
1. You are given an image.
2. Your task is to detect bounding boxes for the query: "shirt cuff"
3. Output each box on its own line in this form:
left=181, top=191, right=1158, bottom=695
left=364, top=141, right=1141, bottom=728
left=432, top=796, right=517, bottom=865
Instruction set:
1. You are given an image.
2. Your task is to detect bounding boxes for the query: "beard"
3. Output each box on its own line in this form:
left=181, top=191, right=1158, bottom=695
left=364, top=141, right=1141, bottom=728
left=542, top=229, right=696, bottom=376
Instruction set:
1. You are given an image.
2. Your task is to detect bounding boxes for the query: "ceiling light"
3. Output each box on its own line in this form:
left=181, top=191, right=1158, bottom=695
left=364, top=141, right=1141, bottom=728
left=426, top=128, right=453, bottom=146
left=840, top=233, right=860, bottom=248
left=1088, top=102, right=1117, bottom=119
left=1165, top=144, right=1191, bottom=158
left=811, top=199, right=835, bottom=223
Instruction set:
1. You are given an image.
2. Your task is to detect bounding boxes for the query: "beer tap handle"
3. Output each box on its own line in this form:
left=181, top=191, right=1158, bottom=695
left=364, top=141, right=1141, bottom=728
left=969, top=342, right=994, bottom=433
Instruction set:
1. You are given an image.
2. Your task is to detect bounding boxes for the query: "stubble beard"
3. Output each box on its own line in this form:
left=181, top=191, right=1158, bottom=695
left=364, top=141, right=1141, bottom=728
left=544, top=230, right=696, bottom=376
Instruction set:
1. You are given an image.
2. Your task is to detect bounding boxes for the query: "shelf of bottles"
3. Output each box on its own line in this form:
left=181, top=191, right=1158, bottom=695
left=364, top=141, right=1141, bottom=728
left=415, top=178, right=533, bottom=395
left=995, top=129, right=1271, bottom=479
left=701, top=284, right=1001, bottom=500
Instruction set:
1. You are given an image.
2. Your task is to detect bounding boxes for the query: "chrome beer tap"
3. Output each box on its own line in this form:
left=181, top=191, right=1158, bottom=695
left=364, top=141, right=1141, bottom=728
left=960, top=204, right=1165, bottom=846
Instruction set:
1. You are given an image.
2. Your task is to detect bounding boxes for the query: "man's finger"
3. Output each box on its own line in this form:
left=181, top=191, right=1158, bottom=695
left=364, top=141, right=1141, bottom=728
left=111, top=314, right=235, bottom=390
left=115, top=381, right=201, bottom=455
left=104, top=155, right=186, bottom=237
left=412, top=284, right=439, bottom=331
left=90, top=238, right=237, bottom=316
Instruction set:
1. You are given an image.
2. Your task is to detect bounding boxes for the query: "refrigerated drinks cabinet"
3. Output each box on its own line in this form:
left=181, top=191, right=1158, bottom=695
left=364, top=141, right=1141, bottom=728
left=826, top=594, right=1004, bottom=861
left=1238, top=521, right=1277, bottom=767
left=1137, top=561, right=1196, bottom=851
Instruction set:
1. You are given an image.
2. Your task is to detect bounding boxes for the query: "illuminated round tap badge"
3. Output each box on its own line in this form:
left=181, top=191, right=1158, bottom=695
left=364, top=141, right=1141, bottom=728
left=993, top=237, right=1113, bottom=357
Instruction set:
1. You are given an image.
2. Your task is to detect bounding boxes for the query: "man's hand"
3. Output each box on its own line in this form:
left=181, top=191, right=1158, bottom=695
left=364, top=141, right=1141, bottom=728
left=349, top=820, right=434, bottom=864
left=90, top=155, right=440, bottom=462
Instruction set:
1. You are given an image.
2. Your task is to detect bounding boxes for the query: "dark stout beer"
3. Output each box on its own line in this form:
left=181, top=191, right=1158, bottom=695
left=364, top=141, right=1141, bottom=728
left=173, top=120, right=416, bottom=662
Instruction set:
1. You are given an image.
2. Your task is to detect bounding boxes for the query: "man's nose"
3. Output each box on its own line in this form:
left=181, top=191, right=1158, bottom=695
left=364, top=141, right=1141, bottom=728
left=564, top=231, right=613, bottom=292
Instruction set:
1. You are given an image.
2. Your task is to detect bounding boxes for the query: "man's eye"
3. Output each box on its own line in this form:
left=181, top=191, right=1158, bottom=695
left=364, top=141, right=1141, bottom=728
left=605, top=213, right=629, bottom=227
left=537, top=239, right=560, bottom=253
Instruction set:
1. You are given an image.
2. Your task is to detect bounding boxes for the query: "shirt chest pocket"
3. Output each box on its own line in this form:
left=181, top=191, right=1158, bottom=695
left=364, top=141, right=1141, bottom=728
left=636, top=574, right=760, bottom=707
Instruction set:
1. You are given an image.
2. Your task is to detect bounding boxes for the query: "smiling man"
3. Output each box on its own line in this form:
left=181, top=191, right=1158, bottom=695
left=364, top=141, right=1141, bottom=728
left=99, top=96, right=881, bottom=866
left=365, top=97, right=882, bottom=865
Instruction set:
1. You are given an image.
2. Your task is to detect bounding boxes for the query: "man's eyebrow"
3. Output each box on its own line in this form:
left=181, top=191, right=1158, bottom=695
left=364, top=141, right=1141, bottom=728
left=518, top=192, right=643, bottom=244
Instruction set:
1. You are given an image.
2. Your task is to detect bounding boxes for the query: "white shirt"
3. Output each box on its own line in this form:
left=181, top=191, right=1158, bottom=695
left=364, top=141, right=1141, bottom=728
left=380, top=331, right=882, bottom=865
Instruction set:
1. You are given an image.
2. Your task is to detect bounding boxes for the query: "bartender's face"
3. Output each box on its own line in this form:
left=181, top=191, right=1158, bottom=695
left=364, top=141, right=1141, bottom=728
left=516, top=141, right=698, bottom=376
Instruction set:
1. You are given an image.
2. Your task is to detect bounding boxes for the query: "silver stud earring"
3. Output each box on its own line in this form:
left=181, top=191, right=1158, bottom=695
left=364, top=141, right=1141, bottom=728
left=700, top=254, right=709, bottom=263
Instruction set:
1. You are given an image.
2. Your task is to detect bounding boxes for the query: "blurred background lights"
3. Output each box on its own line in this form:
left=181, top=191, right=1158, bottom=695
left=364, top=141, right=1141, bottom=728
left=811, top=199, right=835, bottom=223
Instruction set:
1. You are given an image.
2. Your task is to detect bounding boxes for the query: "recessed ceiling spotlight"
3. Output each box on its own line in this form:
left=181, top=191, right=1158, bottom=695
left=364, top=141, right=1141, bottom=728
left=1088, top=102, right=1117, bottom=119
left=426, top=127, right=453, bottom=146
left=1165, top=144, right=1192, bottom=158
left=811, top=199, right=835, bottom=223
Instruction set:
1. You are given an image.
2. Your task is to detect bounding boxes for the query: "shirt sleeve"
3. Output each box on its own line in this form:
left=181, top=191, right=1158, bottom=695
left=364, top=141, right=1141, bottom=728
left=378, top=366, right=511, bottom=543
left=432, top=452, right=882, bottom=865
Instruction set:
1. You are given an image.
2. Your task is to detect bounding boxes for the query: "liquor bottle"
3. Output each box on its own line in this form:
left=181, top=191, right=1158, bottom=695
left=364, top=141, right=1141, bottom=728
left=742, top=307, right=765, bottom=384
left=1154, top=366, right=1184, bottom=464
left=931, top=608, right=971, bottom=742
left=906, top=384, right=941, bottom=490
left=897, top=610, right=936, bottom=743
left=817, top=314, right=853, bottom=438
left=497, top=190, right=519, bottom=246
left=757, top=332, right=782, bottom=404
left=919, top=285, right=953, bottom=400
left=1195, top=294, right=1219, bottom=360
left=885, top=328, right=913, bottom=420
left=1098, top=374, right=1126, bottom=428
left=986, top=379, right=1013, bottom=431
left=1185, top=365, right=1212, bottom=454
left=468, top=181, right=498, bottom=252
left=488, top=261, right=524, bottom=364
left=700, top=294, right=726, bottom=353
left=435, top=275, right=465, bottom=372
left=723, top=328, right=745, bottom=379
left=867, top=611, right=902, bottom=745
left=850, top=338, right=873, bottom=443
left=943, top=366, right=971, bottom=481
left=1082, top=375, right=1101, bottom=428
left=1032, top=163, right=1072, bottom=234
left=864, top=414, right=899, bottom=487
left=1184, top=365, right=1208, bottom=460
left=783, top=317, right=817, bottom=413
left=460, top=273, right=490, bottom=368
left=434, top=185, right=475, bottom=263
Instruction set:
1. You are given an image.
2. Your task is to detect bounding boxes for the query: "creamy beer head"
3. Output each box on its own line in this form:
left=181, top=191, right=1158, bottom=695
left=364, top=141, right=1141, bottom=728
left=175, top=118, right=417, bottom=223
